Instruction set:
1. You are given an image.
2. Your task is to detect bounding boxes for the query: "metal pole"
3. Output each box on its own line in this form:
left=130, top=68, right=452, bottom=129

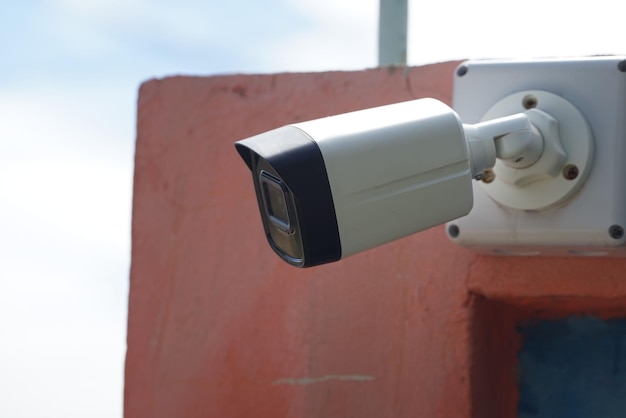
left=378, top=0, right=408, bottom=66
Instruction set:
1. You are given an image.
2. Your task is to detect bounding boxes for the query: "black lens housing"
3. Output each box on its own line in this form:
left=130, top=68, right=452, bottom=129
left=235, top=126, right=341, bottom=267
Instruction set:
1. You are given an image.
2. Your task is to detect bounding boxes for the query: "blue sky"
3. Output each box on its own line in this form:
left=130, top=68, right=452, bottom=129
left=0, top=1, right=624, bottom=417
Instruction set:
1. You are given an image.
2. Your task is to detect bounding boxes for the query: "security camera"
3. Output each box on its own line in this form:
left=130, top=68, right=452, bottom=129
left=235, top=98, right=546, bottom=267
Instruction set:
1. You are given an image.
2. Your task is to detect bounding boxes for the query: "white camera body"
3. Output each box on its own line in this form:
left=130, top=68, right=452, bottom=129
left=236, top=99, right=474, bottom=267
left=293, top=99, right=473, bottom=259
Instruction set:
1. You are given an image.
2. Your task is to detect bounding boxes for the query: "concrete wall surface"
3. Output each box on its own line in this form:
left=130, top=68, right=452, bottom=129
left=126, top=61, right=626, bottom=418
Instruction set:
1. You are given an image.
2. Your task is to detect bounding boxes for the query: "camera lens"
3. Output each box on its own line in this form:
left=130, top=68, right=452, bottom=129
left=259, top=171, right=292, bottom=233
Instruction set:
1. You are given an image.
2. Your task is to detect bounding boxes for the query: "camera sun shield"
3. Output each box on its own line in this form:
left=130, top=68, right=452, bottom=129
left=235, top=126, right=342, bottom=267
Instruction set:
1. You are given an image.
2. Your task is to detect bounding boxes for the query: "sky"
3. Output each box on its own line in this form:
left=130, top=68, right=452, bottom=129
left=0, top=1, right=624, bottom=417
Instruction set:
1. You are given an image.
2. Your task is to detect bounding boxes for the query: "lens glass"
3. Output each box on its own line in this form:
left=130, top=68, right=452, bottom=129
left=259, top=171, right=291, bottom=233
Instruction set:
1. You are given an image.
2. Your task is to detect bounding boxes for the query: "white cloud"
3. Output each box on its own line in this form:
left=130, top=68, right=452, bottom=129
left=0, top=88, right=133, bottom=247
left=262, top=0, right=378, bottom=72
left=0, top=89, right=131, bottom=418
left=407, top=0, right=626, bottom=64
left=36, top=0, right=218, bottom=62
left=255, top=0, right=626, bottom=72
left=0, top=313, right=125, bottom=418
left=44, top=0, right=251, bottom=48
left=288, top=0, right=378, bottom=23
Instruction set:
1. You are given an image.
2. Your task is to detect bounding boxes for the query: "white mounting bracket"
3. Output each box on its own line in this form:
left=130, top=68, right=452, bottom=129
left=479, top=90, right=594, bottom=211
left=447, top=57, right=626, bottom=257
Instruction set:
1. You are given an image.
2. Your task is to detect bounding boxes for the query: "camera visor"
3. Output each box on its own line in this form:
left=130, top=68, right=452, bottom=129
left=259, top=171, right=292, bottom=233
left=235, top=125, right=341, bottom=267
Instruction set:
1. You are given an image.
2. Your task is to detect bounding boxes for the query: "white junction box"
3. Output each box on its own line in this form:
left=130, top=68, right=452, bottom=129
left=447, top=56, right=626, bottom=256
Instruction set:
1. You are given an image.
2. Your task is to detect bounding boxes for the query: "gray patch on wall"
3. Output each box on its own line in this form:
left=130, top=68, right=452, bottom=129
left=518, top=316, right=626, bottom=418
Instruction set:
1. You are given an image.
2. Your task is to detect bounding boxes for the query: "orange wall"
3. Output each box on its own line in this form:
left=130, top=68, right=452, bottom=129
left=126, top=61, right=626, bottom=418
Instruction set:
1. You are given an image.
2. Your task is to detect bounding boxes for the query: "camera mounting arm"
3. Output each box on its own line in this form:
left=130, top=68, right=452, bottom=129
left=463, top=112, right=545, bottom=180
